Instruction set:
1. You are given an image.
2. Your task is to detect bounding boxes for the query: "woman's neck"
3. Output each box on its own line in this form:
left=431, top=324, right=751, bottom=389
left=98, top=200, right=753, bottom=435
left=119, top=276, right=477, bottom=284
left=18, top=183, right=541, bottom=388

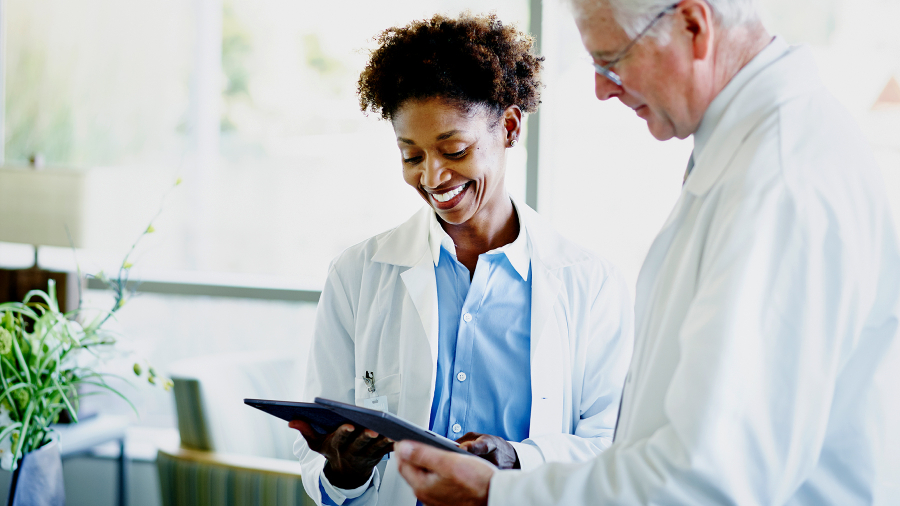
left=439, top=195, right=519, bottom=274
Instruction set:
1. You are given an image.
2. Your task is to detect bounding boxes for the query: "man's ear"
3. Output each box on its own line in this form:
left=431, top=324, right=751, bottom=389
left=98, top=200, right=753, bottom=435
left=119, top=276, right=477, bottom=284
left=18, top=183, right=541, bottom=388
left=678, top=0, right=715, bottom=61
left=502, top=105, right=523, bottom=144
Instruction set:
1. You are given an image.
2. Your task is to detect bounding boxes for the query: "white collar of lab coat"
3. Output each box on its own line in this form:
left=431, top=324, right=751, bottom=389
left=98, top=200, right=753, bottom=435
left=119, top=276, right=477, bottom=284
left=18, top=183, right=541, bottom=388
left=692, top=36, right=789, bottom=159
left=426, top=200, right=532, bottom=281
left=685, top=37, right=820, bottom=196
left=371, top=196, right=591, bottom=272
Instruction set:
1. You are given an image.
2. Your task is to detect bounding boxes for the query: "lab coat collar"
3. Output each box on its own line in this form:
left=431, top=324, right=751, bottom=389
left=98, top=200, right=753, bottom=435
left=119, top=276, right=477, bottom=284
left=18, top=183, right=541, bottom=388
left=685, top=39, right=821, bottom=196
left=692, top=37, right=789, bottom=160
left=426, top=201, right=532, bottom=282
left=372, top=196, right=590, bottom=273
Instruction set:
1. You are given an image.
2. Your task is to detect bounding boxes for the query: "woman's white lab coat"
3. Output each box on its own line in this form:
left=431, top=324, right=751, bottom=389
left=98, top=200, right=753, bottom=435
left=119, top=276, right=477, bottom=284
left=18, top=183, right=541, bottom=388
left=488, top=43, right=900, bottom=505
left=295, top=200, right=634, bottom=506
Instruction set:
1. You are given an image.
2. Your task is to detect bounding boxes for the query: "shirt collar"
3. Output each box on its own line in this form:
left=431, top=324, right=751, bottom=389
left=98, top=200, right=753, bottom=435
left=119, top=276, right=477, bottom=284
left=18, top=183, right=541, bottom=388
left=427, top=201, right=532, bottom=281
left=692, top=36, right=789, bottom=160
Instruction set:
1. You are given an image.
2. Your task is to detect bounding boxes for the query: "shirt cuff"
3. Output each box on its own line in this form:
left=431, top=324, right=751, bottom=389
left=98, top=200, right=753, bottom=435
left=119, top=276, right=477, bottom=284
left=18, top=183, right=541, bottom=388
left=509, top=441, right=545, bottom=472
left=319, top=467, right=379, bottom=505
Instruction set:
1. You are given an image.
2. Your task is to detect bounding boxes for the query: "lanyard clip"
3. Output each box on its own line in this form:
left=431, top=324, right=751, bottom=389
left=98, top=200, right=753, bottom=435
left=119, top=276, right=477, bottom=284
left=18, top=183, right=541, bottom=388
left=364, top=371, right=376, bottom=393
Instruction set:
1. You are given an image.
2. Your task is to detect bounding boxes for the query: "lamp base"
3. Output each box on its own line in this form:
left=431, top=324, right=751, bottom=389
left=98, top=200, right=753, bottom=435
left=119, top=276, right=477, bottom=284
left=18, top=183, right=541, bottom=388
left=0, top=267, right=75, bottom=312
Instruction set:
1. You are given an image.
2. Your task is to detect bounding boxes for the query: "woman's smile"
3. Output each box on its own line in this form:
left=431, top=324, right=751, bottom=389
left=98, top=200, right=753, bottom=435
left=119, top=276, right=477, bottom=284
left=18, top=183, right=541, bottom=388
left=429, top=182, right=471, bottom=208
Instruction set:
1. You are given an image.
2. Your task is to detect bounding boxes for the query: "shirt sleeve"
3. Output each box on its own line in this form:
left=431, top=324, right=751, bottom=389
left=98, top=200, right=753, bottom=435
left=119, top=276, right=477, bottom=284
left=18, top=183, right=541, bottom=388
left=318, top=466, right=380, bottom=505
left=295, top=257, right=363, bottom=505
left=488, top=169, right=877, bottom=504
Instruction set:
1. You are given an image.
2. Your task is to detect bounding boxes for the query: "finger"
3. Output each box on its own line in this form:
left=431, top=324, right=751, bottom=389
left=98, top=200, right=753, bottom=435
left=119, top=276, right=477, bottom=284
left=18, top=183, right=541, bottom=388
left=327, top=424, right=359, bottom=452
left=396, top=447, right=434, bottom=492
left=462, top=436, right=494, bottom=456
left=345, top=428, right=381, bottom=456
left=455, top=432, right=483, bottom=444
left=289, top=420, right=324, bottom=449
left=369, top=437, right=395, bottom=459
left=396, top=440, right=458, bottom=473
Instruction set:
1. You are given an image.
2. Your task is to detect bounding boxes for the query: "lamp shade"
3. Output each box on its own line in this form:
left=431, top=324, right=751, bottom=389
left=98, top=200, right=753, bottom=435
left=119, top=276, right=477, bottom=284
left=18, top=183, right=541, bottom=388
left=0, top=167, right=87, bottom=248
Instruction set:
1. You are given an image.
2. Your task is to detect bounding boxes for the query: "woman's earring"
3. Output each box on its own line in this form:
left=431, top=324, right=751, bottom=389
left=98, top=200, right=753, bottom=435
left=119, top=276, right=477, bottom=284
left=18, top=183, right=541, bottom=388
left=509, top=138, right=518, bottom=147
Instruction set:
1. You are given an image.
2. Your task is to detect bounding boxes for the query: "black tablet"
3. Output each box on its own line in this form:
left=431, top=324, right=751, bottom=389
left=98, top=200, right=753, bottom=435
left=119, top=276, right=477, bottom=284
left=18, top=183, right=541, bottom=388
left=243, top=399, right=352, bottom=435
left=314, top=397, right=467, bottom=454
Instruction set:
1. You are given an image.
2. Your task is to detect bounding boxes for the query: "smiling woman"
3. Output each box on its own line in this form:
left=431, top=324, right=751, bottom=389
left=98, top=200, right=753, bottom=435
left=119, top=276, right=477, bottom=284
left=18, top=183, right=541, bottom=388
left=292, top=11, right=634, bottom=506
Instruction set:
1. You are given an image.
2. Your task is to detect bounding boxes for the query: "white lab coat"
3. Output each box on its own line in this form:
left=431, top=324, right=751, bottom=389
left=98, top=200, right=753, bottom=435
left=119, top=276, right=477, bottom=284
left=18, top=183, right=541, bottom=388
left=295, top=200, right=634, bottom=506
left=488, top=44, right=900, bottom=504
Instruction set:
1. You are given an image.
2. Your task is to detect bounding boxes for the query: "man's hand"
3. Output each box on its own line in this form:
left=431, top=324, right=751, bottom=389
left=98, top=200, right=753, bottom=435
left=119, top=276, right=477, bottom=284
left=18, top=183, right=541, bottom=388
left=289, top=420, right=393, bottom=489
left=395, top=440, right=496, bottom=506
left=456, top=432, right=520, bottom=469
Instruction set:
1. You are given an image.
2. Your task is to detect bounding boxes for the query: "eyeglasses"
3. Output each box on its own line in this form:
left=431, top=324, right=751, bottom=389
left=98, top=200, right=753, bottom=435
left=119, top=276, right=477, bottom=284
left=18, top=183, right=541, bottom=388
left=593, top=3, right=679, bottom=87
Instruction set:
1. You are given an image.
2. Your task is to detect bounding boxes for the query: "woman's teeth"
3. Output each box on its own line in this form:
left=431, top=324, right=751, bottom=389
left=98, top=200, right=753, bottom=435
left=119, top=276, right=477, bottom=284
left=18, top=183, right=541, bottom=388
left=432, top=184, right=466, bottom=203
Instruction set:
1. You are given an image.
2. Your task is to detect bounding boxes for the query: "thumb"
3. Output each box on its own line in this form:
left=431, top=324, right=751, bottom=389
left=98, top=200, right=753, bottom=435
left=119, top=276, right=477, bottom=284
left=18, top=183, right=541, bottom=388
left=396, top=441, right=453, bottom=471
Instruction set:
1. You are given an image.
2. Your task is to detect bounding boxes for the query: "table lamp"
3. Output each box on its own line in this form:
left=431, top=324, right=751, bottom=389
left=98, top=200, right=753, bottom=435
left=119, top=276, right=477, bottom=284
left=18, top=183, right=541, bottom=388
left=0, top=163, right=87, bottom=311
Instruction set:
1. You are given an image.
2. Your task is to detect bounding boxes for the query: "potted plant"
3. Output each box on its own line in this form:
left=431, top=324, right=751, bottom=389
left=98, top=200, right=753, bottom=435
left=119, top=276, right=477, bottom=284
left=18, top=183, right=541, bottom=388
left=0, top=181, right=178, bottom=505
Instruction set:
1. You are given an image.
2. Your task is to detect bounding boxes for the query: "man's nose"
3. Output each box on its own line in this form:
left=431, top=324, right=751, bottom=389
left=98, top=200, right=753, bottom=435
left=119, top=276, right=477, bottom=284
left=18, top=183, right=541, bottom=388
left=594, top=73, right=621, bottom=101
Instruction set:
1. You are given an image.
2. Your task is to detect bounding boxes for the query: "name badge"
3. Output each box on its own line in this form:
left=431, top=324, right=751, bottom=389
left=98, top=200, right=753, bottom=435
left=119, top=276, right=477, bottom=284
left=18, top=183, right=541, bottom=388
left=363, top=395, right=389, bottom=413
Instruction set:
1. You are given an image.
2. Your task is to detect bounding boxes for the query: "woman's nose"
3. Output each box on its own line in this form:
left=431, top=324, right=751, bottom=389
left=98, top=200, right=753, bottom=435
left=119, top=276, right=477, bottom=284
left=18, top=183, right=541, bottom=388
left=421, top=156, right=450, bottom=189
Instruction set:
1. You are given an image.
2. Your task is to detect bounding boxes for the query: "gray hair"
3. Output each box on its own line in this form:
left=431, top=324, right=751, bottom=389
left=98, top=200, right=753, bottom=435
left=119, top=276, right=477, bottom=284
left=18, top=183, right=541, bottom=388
left=574, top=0, right=761, bottom=40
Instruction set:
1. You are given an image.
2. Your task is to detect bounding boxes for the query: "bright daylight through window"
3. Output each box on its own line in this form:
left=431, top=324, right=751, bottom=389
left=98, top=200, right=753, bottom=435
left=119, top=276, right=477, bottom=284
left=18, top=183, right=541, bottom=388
left=1, top=0, right=898, bottom=456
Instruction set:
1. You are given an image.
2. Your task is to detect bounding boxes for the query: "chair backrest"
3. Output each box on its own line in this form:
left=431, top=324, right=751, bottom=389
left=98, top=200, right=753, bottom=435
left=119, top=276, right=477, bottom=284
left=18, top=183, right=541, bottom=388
left=169, top=350, right=303, bottom=460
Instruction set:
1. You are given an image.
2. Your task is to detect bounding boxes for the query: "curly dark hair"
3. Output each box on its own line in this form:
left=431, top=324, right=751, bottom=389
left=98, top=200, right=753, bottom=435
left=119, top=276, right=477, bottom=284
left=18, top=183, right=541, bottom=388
left=357, top=12, right=544, bottom=120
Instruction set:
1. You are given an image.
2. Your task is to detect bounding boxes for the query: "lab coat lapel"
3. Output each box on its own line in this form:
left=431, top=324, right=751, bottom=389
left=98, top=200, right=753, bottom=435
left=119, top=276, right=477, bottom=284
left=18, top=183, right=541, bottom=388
left=518, top=203, right=569, bottom=436
left=633, top=196, right=693, bottom=335
left=528, top=259, right=566, bottom=435
left=684, top=45, right=819, bottom=197
left=372, top=207, right=441, bottom=374
left=399, top=256, right=440, bottom=368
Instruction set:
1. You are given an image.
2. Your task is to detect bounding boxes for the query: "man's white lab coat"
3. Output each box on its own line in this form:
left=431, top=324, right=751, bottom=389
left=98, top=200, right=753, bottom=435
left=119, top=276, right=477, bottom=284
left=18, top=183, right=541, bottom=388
left=488, top=42, right=900, bottom=505
left=295, top=201, right=634, bottom=505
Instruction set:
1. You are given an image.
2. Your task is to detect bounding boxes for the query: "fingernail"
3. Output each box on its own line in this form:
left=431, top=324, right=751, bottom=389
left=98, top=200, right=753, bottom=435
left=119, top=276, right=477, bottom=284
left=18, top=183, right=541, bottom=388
left=396, top=441, right=411, bottom=458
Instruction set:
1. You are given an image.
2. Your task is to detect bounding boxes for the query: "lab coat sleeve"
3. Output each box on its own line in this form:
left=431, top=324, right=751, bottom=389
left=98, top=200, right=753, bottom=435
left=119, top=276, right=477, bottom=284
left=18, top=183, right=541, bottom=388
left=294, top=255, right=379, bottom=506
left=489, top=178, right=867, bottom=504
left=520, top=264, right=635, bottom=469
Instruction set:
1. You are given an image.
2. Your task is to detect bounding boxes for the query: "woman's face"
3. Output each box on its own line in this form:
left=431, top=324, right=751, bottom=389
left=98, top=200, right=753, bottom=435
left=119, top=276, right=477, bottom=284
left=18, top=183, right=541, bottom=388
left=392, top=98, right=519, bottom=226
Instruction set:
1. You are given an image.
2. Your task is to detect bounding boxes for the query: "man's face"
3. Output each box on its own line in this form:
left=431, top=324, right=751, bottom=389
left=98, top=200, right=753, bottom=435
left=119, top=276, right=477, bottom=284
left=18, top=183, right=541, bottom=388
left=575, top=2, right=697, bottom=140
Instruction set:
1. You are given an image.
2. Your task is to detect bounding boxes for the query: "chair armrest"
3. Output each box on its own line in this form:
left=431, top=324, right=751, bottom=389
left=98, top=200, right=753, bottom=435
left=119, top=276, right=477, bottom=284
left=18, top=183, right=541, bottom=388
left=158, top=447, right=304, bottom=477
left=157, top=447, right=315, bottom=506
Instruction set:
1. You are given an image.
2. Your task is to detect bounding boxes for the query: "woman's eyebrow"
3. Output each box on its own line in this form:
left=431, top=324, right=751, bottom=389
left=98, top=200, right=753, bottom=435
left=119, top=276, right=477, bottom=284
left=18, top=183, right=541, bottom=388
left=436, top=129, right=462, bottom=141
left=397, top=129, right=464, bottom=145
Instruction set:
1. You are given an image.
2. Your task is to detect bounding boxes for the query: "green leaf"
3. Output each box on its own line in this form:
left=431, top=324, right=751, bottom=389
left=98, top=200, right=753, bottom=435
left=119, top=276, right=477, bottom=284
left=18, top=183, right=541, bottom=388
left=52, top=377, right=78, bottom=424
left=0, top=422, right=22, bottom=448
left=77, top=381, right=138, bottom=416
left=10, top=332, right=31, bottom=385
left=11, top=401, right=35, bottom=469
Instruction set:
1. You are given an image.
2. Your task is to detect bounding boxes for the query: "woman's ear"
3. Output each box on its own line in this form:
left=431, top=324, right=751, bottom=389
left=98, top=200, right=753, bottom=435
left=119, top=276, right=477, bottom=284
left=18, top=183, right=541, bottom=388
left=502, top=105, right=523, bottom=146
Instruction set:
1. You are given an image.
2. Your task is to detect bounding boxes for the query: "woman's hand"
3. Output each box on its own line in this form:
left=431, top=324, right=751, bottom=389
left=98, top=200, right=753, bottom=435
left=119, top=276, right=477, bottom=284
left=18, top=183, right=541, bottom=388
left=456, top=432, right=520, bottom=469
left=290, top=420, right=394, bottom=489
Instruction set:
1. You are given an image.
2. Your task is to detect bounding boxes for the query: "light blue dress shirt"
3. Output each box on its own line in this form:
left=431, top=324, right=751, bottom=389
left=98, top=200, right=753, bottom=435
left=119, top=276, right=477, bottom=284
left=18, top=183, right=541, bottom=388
left=320, top=208, right=534, bottom=506
left=428, top=218, right=533, bottom=443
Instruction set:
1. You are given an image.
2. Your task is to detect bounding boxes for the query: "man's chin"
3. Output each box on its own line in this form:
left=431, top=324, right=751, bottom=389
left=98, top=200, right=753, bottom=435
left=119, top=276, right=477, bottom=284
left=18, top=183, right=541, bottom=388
left=645, top=119, right=677, bottom=141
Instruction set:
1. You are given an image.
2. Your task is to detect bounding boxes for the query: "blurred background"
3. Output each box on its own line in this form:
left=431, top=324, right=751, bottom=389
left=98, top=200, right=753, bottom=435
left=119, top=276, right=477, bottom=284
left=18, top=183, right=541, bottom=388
left=0, top=0, right=897, bottom=504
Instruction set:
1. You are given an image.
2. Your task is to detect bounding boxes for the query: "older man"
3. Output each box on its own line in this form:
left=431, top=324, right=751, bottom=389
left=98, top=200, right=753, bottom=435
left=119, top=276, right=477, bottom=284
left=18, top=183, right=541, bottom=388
left=393, top=0, right=900, bottom=505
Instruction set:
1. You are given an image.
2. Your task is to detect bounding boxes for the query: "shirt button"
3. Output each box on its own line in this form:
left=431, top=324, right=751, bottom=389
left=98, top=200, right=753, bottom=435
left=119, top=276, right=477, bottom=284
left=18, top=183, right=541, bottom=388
left=457, top=371, right=467, bottom=382
left=463, top=313, right=472, bottom=322
left=452, top=423, right=462, bottom=434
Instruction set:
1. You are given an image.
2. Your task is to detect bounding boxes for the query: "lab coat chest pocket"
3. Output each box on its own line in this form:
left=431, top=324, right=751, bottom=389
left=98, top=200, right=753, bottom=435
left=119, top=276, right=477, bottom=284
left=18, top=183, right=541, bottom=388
left=355, top=373, right=402, bottom=415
